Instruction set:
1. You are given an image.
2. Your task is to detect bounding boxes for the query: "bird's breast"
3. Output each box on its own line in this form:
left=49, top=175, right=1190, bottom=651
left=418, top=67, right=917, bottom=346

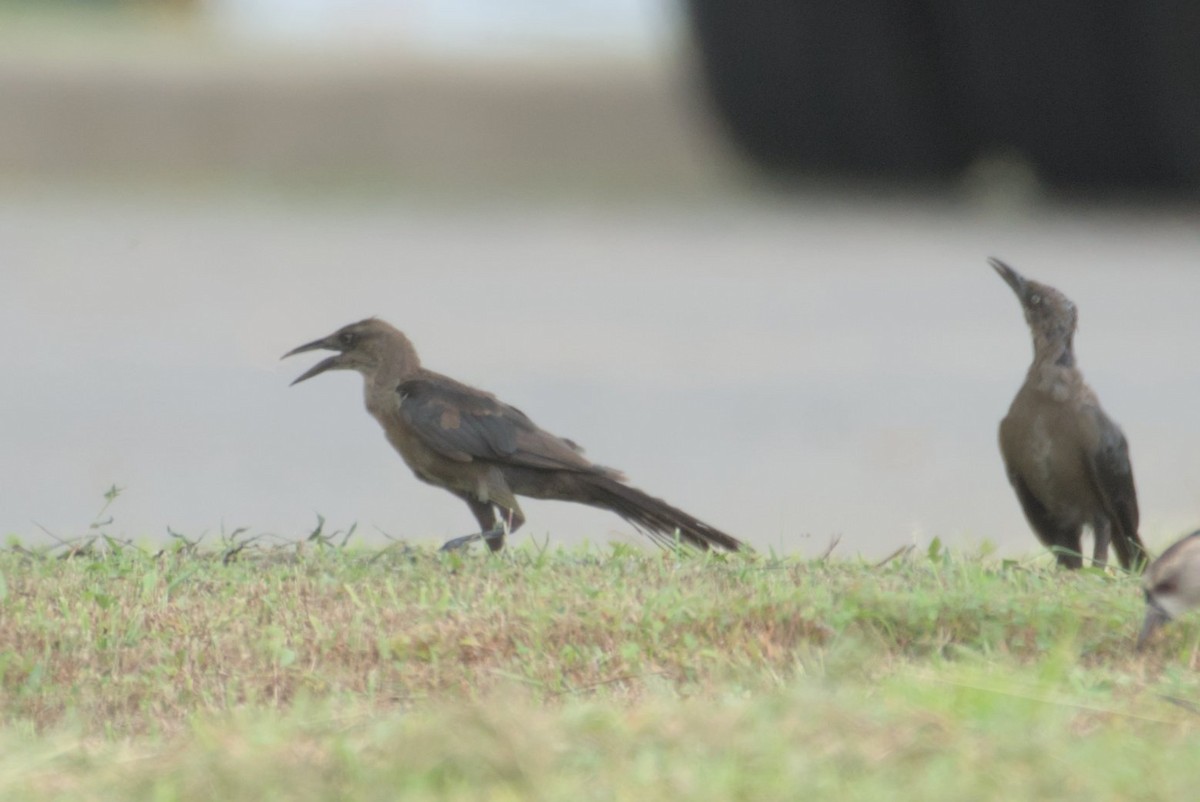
left=1000, top=397, right=1095, bottom=518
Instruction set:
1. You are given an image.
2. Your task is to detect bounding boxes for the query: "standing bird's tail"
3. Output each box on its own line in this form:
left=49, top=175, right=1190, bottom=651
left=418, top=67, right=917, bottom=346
left=577, top=474, right=748, bottom=552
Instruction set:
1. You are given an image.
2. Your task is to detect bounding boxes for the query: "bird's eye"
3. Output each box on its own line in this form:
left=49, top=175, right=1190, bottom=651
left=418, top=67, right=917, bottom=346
left=1030, top=293, right=1041, bottom=305
left=338, top=332, right=358, bottom=348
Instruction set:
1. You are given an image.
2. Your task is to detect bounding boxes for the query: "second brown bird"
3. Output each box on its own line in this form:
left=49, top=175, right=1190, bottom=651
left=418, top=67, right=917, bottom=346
left=992, top=258, right=1146, bottom=571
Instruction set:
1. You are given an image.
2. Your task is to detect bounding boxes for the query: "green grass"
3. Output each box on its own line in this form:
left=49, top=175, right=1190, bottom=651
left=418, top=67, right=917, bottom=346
left=0, top=540, right=1198, bottom=800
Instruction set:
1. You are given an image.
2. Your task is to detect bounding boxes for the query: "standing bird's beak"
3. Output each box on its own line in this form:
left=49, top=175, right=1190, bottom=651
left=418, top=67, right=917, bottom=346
left=989, top=257, right=1027, bottom=297
left=282, top=335, right=345, bottom=386
left=1137, top=603, right=1171, bottom=651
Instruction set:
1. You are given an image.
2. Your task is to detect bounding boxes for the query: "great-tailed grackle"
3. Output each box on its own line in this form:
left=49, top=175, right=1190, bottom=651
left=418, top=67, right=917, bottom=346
left=283, top=318, right=747, bottom=553
left=1137, top=530, right=1200, bottom=649
left=991, top=258, right=1146, bottom=571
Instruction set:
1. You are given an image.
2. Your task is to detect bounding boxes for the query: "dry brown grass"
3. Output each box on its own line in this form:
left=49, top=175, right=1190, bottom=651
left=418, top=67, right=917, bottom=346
left=2, top=541, right=1200, bottom=799
left=0, top=538, right=1193, bottom=739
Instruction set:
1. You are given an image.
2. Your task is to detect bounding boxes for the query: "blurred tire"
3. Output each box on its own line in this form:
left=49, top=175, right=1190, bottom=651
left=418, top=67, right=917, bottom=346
left=1131, top=0, right=1200, bottom=190
left=686, top=0, right=974, bottom=182
left=687, top=1, right=1200, bottom=193
left=949, top=0, right=1200, bottom=193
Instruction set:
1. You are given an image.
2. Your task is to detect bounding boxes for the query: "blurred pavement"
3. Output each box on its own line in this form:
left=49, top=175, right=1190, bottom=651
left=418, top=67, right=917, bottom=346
left=1, top=20, right=1198, bottom=558
left=4, top=192, right=1199, bottom=558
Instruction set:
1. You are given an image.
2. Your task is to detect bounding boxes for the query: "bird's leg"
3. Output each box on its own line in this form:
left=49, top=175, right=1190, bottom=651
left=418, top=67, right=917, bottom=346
left=478, top=508, right=511, bottom=552
left=1091, top=519, right=1112, bottom=568
left=439, top=496, right=525, bottom=552
left=1052, top=543, right=1084, bottom=570
left=439, top=496, right=502, bottom=552
left=481, top=505, right=525, bottom=553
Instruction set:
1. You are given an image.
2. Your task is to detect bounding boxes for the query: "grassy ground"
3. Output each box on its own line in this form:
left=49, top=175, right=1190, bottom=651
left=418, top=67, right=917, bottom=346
left=0, top=536, right=1198, bottom=800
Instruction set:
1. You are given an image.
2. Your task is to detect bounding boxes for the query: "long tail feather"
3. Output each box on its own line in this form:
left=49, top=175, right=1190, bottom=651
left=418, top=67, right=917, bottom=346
left=580, top=475, right=748, bottom=552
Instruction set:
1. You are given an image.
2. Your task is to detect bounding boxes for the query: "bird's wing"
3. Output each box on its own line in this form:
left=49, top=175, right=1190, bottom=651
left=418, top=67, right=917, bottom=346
left=396, top=375, right=594, bottom=471
left=998, top=416, right=1071, bottom=548
left=1082, top=408, right=1141, bottom=548
left=1004, top=465, right=1067, bottom=548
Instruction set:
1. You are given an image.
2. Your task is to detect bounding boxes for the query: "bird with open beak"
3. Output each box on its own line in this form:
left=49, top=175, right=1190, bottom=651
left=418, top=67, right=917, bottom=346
left=1138, top=530, right=1200, bottom=650
left=282, top=317, right=748, bottom=554
left=283, top=323, right=395, bottom=386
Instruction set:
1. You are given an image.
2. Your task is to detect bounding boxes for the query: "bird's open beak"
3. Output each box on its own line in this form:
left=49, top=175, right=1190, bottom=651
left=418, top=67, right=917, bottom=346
left=282, top=335, right=345, bottom=386
left=989, top=257, right=1027, bottom=297
left=1137, top=604, right=1170, bottom=651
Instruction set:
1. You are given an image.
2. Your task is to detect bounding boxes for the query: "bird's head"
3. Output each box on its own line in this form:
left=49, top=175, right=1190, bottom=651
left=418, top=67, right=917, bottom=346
left=282, top=317, right=414, bottom=385
left=1138, top=530, right=1200, bottom=650
left=990, top=258, right=1078, bottom=352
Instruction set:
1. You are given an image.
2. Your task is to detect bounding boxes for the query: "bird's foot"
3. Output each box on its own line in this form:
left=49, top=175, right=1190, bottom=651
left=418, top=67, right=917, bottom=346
left=438, top=527, right=506, bottom=552
left=439, top=533, right=482, bottom=552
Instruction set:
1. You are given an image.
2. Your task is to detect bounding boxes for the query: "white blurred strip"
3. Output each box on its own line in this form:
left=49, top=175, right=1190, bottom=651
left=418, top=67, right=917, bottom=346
left=204, top=0, right=677, bottom=55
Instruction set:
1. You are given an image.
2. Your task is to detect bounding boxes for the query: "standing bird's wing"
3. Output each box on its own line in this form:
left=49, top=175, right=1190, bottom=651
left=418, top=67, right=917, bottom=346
left=1004, top=467, right=1070, bottom=548
left=396, top=375, right=602, bottom=473
left=998, top=416, right=1084, bottom=567
left=1082, top=408, right=1145, bottom=570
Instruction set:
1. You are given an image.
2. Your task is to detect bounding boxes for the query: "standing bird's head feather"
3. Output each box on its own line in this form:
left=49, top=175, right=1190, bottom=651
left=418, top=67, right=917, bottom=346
left=990, top=258, right=1078, bottom=364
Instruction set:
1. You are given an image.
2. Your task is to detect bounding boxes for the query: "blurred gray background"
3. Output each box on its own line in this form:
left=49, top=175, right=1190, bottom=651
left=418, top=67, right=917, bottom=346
left=2, top=0, right=1198, bottom=557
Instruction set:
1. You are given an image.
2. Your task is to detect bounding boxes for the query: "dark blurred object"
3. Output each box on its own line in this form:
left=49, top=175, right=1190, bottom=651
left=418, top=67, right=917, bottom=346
left=685, top=1, right=1200, bottom=193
